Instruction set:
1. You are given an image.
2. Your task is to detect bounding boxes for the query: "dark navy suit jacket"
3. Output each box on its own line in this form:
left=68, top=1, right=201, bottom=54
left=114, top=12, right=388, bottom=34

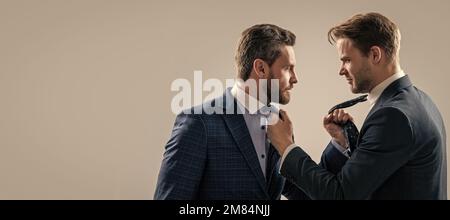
left=282, top=76, right=447, bottom=199
left=154, top=89, right=307, bottom=200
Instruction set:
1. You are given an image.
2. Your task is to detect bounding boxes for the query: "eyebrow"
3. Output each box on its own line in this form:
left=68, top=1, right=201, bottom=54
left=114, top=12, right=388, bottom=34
left=285, top=64, right=295, bottom=68
left=340, top=56, right=350, bottom=61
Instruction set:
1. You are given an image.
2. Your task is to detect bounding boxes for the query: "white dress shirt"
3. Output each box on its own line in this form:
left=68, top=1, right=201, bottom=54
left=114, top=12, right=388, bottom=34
left=231, top=83, right=279, bottom=177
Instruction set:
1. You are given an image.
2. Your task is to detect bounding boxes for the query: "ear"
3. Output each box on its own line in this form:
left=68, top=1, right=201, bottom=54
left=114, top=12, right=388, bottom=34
left=369, top=46, right=382, bottom=64
left=253, top=59, right=268, bottom=78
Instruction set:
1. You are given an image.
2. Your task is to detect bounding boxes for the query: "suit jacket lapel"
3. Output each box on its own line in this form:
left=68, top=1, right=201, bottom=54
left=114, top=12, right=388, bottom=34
left=217, top=89, right=269, bottom=197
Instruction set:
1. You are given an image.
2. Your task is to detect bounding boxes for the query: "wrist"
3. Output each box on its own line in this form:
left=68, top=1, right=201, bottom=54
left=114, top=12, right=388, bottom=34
left=333, top=138, right=348, bottom=149
left=281, top=140, right=294, bottom=154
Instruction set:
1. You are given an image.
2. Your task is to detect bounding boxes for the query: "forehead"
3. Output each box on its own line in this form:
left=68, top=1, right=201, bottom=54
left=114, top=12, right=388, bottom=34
left=336, top=38, right=359, bottom=56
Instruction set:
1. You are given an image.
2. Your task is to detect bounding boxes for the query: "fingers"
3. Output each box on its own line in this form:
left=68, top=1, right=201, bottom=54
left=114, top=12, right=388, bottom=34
left=323, top=114, right=333, bottom=124
left=328, top=109, right=353, bottom=124
left=279, top=109, right=291, bottom=123
left=268, top=109, right=289, bottom=128
left=342, top=111, right=352, bottom=123
left=332, top=110, right=341, bottom=123
left=343, top=114, right=354, bottom=122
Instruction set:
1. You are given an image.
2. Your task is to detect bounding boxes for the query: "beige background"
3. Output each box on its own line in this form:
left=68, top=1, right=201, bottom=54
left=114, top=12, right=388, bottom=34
left=0, top=0, right=449, bottom=199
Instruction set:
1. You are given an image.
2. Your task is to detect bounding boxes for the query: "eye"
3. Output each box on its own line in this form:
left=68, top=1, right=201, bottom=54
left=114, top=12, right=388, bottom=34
left=285, top=65, right=294, bottom=71
left=341, top=57, right=350, bottom=64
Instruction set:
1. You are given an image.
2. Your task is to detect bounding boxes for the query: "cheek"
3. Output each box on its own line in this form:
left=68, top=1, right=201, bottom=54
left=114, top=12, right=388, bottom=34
left=280, top=72, right=291, bottom=86
left=345, top=63, right=352, bottom=71
left=270, top=70, right=283, bottom=80
left=271, top=69, right=290, bottom=87
left=346, top=64, right=356, bottom=75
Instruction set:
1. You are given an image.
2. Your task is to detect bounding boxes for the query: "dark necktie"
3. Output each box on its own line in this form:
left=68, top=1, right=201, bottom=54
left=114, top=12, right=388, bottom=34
left=328, top=95, right=368, bottom=155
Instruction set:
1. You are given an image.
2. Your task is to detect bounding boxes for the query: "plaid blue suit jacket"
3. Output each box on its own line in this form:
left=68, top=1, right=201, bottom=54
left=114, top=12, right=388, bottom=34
left=154, top=89, right=307, bottom=200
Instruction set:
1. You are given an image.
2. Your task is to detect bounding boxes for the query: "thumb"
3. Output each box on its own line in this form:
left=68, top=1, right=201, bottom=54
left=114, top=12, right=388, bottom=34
left=279, top=109, right=291, bottom=123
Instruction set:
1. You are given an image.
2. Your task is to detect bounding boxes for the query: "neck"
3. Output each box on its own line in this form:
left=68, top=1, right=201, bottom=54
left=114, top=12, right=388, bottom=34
left=245, top=83, right=270, bottom=105
left=243, top=75, right=269, bottom=105
left=388, top=60, right=402, bottom=76
left=369, top=61, right=402, bottom=92
left=234, top=77, right=268, bottom=107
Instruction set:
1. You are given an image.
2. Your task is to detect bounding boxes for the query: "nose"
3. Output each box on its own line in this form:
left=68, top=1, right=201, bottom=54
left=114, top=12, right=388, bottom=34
left=339, top=65, right=347, bottom=76
left=290, top=70, right=299, bottom=84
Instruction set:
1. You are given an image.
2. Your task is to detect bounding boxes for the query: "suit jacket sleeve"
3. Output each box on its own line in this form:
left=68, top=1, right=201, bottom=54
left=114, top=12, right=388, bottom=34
left=319, top=142, right=349, bottom=175
left=154, top=113, right=207, bottom=200
left=282, top=179, right=311, bottom=200
left=281, top=107, right=413, bottom=199
left=282, top=142, right=347, bottom=200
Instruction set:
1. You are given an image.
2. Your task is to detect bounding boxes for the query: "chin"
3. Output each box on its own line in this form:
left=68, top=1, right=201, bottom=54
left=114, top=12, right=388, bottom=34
left=280, top=95, right=290, bottom=105
left=350, top=84, right=360, bottom=93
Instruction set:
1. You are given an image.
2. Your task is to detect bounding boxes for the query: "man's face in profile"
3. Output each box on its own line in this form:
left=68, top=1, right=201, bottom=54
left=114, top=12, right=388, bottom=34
left=336, top=38, right=372, bottom=93
left=267, top=45, right=298, bottom=104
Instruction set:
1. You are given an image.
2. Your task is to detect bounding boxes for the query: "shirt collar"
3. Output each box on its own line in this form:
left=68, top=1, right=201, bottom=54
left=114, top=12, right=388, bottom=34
left=367, top=70, right=405, bottom=107
left=231, top=81, right=279, bottom=115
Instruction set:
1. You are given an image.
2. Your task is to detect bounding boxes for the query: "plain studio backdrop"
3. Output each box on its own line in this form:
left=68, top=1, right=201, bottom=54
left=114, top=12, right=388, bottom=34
left=0, top=0, right=449, bottom=199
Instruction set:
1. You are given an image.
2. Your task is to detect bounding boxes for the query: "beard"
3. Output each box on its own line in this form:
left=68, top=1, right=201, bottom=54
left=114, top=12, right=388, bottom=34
left=266, top=73, right=290, bottom=105
left=352, top=62, right=373, bottom=94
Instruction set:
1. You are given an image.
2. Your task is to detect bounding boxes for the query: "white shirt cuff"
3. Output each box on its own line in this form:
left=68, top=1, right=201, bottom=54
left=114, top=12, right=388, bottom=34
left=331, top=139, right=351, bottom=158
